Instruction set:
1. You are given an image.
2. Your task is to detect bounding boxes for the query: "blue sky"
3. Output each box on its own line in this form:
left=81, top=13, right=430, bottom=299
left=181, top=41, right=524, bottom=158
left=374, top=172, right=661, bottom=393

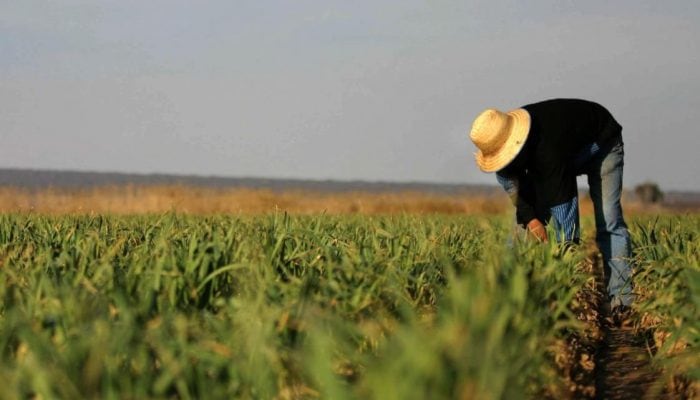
left=1, top=1, right=699, bottom=190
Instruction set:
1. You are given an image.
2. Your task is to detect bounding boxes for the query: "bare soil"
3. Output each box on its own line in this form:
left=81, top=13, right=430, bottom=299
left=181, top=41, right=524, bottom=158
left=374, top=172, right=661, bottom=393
left=594, top=319, right=669, bottom=399
left=584, top=245, right=679, bottom=399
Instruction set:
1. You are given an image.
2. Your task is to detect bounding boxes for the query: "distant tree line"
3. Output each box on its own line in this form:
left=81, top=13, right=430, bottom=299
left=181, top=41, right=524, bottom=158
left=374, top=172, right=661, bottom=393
left=634, top=182, right=664, bottom=204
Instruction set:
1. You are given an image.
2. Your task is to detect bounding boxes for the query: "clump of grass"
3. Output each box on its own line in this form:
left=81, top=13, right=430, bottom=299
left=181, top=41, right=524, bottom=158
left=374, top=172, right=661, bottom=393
left=632, top=217, right=700, bottom=396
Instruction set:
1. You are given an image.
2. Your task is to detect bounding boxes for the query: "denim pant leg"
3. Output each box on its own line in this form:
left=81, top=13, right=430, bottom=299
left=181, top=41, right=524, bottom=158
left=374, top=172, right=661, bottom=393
left=586, top=139, right=634, bottom=307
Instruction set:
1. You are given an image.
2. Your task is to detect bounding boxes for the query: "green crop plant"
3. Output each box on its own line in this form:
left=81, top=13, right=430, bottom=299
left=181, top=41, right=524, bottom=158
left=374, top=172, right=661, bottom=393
left=0, top=213, right=696, bottom=399
left=631, top=216, right=700, bottom=393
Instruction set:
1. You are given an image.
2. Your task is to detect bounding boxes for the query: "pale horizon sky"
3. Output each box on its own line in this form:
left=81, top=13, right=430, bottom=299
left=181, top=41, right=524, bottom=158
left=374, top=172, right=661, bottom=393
left=2, top=1, right=699, bottom=190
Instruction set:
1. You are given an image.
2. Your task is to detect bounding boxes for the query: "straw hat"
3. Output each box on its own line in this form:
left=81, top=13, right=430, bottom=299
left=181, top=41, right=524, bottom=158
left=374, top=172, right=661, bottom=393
left=469, top=108, right=531, bottom=172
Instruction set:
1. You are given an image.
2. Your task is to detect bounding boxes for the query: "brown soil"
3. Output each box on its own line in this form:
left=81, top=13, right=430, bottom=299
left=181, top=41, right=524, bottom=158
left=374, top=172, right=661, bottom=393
left=586, top=245, right=678, bottom=400
left=594, top=322, right=669, bottom=399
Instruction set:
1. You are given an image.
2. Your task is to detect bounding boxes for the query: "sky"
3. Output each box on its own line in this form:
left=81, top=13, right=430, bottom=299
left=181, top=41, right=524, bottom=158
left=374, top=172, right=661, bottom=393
left=1, top=1, right=699, bottom=191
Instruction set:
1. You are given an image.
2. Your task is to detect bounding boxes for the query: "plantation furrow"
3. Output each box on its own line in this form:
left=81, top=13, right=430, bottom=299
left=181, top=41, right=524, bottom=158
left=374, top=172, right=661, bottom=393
left=588, top=241, right=667, bottom=400
left=581, top=218, right=700, bottom=400
left=594, top=325, right=666, bottom=400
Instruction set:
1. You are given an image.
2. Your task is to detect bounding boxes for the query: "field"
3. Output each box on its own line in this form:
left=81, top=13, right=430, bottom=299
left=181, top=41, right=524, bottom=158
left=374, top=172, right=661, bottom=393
left=1, top=184, right=670, bottom=215
left=0, top=211, right=698, bottom=399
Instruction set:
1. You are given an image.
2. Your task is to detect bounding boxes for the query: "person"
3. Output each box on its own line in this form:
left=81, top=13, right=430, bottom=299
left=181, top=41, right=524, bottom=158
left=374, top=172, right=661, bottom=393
left=468, top=98, right=633, bottom=318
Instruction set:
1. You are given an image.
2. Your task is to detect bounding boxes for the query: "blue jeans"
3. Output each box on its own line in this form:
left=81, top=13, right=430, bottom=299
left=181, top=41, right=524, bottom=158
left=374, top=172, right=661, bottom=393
left=578, top=137, right=634, bottom=307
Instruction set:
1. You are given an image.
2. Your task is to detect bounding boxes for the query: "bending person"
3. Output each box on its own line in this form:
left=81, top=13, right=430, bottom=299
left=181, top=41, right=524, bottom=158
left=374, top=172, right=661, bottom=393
left=469, top=98, right=633, bottom=318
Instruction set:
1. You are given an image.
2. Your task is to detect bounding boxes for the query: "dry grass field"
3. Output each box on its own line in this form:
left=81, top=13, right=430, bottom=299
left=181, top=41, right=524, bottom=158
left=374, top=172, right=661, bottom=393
left=0, top=185, right=508, bottom=215
left=0, top=185, right=670, bottom=216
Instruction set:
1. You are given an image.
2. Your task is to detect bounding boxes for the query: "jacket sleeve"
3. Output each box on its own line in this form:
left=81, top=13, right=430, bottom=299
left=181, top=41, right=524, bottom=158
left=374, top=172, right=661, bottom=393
left=496, top=172, right=537, bottom=227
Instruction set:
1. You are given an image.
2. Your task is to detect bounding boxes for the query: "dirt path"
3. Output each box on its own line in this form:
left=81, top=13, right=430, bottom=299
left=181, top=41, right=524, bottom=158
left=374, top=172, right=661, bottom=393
left=586, top=245, right=670, bottom=400
left=594, top=321, right=667, bottom=399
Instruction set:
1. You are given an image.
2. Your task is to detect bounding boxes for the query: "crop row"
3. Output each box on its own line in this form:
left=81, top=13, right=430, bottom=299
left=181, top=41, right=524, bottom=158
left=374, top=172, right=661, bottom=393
left=632, top=216, right=700, bottom=396
left=1, top=213, right=694, bottom=399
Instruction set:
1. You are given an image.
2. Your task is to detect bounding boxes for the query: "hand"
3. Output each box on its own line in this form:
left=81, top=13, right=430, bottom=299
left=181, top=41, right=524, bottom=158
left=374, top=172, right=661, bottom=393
left=527, top=219, right=548, bottom=242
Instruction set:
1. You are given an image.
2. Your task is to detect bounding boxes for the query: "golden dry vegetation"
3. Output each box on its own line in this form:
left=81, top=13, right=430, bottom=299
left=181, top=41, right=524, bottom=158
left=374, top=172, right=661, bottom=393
left=0, top=184, right=674, bottom=215
left=0, top=185, right=508, bottom=215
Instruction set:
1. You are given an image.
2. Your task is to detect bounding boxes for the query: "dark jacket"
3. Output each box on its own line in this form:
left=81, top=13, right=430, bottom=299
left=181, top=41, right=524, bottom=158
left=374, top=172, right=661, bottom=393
left=496, top=98, right=622, bottom=225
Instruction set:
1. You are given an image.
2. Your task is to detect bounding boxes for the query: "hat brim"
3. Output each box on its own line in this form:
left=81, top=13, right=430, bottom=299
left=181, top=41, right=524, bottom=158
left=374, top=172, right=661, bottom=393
left=475, top=108, right=531, bottom=172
